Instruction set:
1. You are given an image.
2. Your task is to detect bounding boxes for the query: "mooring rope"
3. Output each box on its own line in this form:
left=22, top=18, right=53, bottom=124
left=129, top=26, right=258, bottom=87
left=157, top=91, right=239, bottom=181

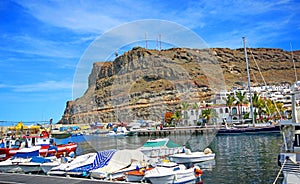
left=273, top=158, right=287, bottom=184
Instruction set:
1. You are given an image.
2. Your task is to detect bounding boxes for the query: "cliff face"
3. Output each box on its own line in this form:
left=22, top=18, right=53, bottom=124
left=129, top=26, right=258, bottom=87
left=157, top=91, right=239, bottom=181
left=59, top=47, right=300, bottom=124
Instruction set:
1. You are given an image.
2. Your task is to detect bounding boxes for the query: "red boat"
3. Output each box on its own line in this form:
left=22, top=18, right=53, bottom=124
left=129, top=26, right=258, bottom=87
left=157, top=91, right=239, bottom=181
left=0, top=131, right=77, bottom=161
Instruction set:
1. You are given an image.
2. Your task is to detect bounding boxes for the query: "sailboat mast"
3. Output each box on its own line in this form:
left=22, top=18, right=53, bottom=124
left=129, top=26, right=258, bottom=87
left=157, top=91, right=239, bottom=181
left=243, top=37, right=255, bottom=126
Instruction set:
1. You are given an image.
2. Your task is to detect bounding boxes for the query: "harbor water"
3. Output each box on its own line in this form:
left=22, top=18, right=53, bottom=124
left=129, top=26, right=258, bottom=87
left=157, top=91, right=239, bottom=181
left=56, top=132, right=283, bottom=184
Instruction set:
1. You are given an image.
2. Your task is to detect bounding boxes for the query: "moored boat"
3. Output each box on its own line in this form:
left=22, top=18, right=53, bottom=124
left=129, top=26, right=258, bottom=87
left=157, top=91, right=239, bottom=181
left=90, top=149, right=149, bottom=180
left=218, top=124, right=280, bottom=134
left=143, top=161, right=197, bottom=184
left=169, top=148, right=215, bottom=164
left=18, top=156, right=59, bottom=174
left=125, top=167, right=153, bottom=182
left=138, top=138, right=184, bottom=159
left=0, top=146, right=40, bottom=173
left=48, top=150, right=116, bottom=177
left=51, top=131, right=72, bottom=139
left=105, top=131, right=127, bottom=137
left=0, top=131, right=77, bottom=161
left=40, top=157, right=67, bottom=174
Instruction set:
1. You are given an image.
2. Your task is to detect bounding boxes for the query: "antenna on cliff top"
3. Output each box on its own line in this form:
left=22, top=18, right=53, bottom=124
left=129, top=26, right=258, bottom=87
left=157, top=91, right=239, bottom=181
left=159, top=34, right=162, bottom=50
left=290, top=42, right=298, bottom=82
left=145, top=32, right=148, bottom=49
left=156, top=35, right=158, bottom=50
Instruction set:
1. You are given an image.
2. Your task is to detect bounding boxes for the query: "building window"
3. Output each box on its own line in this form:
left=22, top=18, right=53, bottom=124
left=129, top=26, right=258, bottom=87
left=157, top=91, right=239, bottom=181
left=184, top=111, right=188, bottom=119
left=232, top=107, right=237, bottom=115
left=219, top=108, right=223, bottom=114
left=225, top=108, right=229, bottom=113
left=191, top=110, right=194, bottom=115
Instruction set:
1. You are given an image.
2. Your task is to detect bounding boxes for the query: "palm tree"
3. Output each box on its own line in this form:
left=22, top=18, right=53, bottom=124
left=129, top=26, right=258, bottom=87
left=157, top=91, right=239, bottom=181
left=226, top=94, right=236, bottom=123
left=201, top=108, right=218, bottom=125
left=181, top=102, right=190, bottom=126
left=192, top=103, right=199, bottom=124
left=235, top=91, right=248, bottom=120
left=172, top=111, right=181, bottom=126
left=251, top=93, right=270, bottom=123
left=265, top=99, right=285, bottom=121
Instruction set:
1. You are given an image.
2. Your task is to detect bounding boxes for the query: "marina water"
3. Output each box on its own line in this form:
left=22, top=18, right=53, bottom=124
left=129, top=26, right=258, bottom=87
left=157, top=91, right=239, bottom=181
left=56, top=132, right=283, bottom=184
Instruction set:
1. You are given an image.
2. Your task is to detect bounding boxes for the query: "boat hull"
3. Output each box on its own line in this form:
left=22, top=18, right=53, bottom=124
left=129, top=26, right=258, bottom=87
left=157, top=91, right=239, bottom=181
left=0, top=161, right=21, bottom=173
left=218, top=125, right=280, bottom=134
left=170, top=153, right=215, bottom=164
left=18, top=163, right=42, bottom=173
left=51, top=132, right=72, bottom=139
left=41, top=162, right=60, bottom=174
left=282, top=171, right=300, bottom=184
left=0, top=143, right=77, bottom=161
left=126, top=173, right=144, bottom=182
left=145, top=174, right=175, bottom=184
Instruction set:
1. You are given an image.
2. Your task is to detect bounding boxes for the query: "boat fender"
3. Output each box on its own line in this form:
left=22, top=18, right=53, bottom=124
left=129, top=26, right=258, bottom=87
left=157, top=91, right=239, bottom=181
left=186, top=149, right=192, bottom=155
left=204, top=148, right=212, bottom=154
left=82, top=171, right=88, bottom=177
left=68, top=151, right=75, bottom=158
left=277, top=154, right=281, bottom=167
left=194, top=166, right=203, bottom=177
left=136, top=165, right=140, bottom=170
left=173, top=167, right=180, bottom=171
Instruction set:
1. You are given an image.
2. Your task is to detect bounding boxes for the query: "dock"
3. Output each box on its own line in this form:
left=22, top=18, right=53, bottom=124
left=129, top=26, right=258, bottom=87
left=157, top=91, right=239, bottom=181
left=0, top=173, right=131, bottom=184
left=133, top=126, right=218, bottom=136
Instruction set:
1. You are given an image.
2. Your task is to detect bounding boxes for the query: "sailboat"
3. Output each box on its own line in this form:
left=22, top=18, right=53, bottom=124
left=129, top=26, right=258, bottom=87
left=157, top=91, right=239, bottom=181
left=218, top=37, right=280, bottom=134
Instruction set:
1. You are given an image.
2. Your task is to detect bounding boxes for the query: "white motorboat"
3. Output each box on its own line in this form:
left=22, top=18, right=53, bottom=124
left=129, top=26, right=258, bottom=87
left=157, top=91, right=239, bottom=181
left=18, top=156, right=59, bottom=174
left=0, top=146, right=40, bottom=173
left=0, top=157, right=25, bottom=173
left=48, top=152, right=96, bottom=176
left=139, top=138, right=184, bottom=159
left=169, top=148, right=215, bottom=164
left=18, top=161, right=43, bottom=173
left=105, top=131, right=126, bottom=137
left=41, top=157, right=71, bottom=174
left=143, top=161, right=196, bottom=184
left=125, top=166, right=153, bottom=182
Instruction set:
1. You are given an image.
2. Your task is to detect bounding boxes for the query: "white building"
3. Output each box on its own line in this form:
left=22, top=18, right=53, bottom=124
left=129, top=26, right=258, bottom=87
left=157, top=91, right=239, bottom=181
left=181, top=104, right=250, bottom=126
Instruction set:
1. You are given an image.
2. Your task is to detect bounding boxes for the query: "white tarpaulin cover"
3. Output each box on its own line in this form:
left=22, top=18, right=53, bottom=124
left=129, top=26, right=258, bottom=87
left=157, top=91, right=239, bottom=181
left=91, top=149, right=148, bottom=174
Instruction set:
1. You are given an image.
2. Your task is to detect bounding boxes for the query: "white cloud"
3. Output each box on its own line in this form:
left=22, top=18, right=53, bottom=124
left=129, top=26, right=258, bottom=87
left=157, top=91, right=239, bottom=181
left=0, top=34, right=85, bottom=59
left=1, top=81, right=72, bottom=92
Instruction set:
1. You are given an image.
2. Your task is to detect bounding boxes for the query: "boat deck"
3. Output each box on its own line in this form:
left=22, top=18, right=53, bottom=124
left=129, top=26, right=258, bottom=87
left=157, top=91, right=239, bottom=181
left=0, top=173, right=131, bottom=184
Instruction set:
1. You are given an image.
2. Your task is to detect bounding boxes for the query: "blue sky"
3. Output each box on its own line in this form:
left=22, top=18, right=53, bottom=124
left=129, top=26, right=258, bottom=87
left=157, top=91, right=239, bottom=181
left=0, top=0, right=299, bottom=124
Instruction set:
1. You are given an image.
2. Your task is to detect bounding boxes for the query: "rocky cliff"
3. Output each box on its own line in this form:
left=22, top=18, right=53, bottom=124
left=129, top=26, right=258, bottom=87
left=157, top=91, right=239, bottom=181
left=59, top=47, right=300, bottom=124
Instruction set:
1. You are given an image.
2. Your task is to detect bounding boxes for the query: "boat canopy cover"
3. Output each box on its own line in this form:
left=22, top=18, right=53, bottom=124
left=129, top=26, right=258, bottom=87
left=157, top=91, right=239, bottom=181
left=69, top=149, right=116, bottom=173
left=30, top=156, right=52, bottom=163
left=166, top=140, right=181, bottom=148
left=143, top=140, right=167, bottom=147
left=91, top=149, right=148, bottom=174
